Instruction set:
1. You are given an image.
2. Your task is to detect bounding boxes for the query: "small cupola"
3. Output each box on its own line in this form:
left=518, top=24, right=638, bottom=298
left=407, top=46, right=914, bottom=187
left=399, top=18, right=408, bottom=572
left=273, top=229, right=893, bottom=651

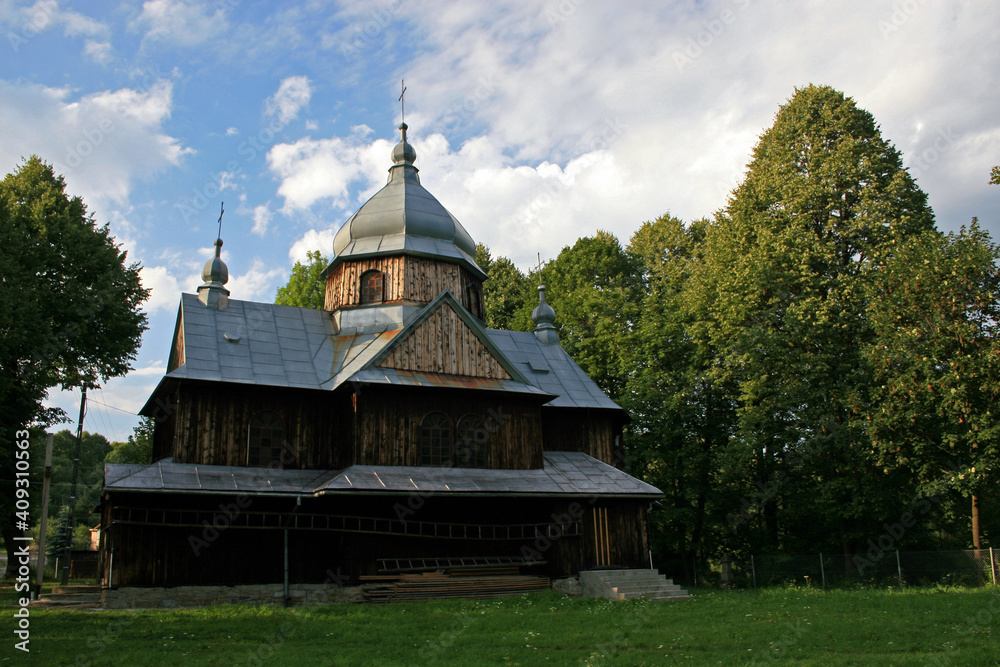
left=322, top=121, right=489, bottom=321
left=532, top=284, right=559, bottom=345
left=197, top=237, right=230, bottom=309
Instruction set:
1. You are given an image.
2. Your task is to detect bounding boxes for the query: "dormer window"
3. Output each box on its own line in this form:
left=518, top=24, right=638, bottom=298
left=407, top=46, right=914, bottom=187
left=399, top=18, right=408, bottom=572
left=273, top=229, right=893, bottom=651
left=360, top=270, right=384, bottom=304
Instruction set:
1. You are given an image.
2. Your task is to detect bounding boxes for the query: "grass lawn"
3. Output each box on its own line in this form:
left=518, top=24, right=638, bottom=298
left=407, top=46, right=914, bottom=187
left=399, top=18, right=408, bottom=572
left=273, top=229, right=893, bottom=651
left=3, top=586, right=999, bottom=665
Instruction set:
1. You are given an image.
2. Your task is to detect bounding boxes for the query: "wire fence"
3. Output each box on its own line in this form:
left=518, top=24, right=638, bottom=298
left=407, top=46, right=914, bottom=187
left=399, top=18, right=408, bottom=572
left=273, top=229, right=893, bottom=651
left=735, top=549, right=999, bottom=588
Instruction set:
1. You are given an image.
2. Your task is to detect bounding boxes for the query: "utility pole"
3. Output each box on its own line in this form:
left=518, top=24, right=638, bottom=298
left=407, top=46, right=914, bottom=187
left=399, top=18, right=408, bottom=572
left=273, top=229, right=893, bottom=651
left=60, top=386, right=87, bottom=585
left=34, top=433, right=54, bottom=598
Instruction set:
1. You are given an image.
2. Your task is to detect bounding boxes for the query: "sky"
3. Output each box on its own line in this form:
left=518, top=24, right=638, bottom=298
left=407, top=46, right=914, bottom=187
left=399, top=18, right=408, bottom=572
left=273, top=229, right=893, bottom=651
left=1, top=0, right=997, bottom=443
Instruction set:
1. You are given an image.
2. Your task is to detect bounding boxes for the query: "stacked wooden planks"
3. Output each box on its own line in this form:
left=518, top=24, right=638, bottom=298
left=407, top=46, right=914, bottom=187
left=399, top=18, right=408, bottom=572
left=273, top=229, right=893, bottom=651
left=361, top=571, right=550, bottom=603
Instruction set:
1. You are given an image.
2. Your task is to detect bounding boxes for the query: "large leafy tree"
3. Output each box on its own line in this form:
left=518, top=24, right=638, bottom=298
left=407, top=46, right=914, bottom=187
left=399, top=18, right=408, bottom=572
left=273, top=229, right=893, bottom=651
left=694, top=85, right=936, bottom=555
left=105, top=416, right=154, bottom=465
left=27, top=429, right=111, bottom=530
left=622, top=214, right=736, bottom=576
left=866, top=222, right=1000, bottom=547
left=275, top=249, right=327, bottom=309
left=522, top=231, right=643, bottom=401
left=0, top=157, right=147, bottom=577
left=475, top=243, right=531, bottom=330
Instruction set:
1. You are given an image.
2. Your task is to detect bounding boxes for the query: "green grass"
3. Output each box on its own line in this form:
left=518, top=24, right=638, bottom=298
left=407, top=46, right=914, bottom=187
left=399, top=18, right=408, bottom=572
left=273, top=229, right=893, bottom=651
left=3, top=586, right=1000, bottom=665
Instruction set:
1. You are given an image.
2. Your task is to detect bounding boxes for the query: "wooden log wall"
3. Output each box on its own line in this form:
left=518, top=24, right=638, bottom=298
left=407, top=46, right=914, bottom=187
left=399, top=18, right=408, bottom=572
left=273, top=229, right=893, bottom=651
left=579, top=502, right=649, bottom=571
left=325, top=256, right=407, bottom=311
left=169, top=382, right=350, bottom=469
left=378, top=305, right=510, bottom=378
left=325, top=255, right=485, bottom=319
left=541, top=408, right=623, bottom=467
left=150, top=388, right=179, bottom=462
left=100, top=492, right=619, bottom=586
left=354, top=386, right=544, bottom=469
left=167, top=310, right=185, bottom=372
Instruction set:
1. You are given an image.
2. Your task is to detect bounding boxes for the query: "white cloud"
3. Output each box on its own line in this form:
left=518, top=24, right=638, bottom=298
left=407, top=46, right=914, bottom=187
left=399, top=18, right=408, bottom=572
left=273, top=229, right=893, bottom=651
left=225, top=126, right=239, bottom=136
left=131, top=0, right=227, bottom=47
left=83, top=39, right=113, bottom=64
left=265, top=75, right=312, bottom=126
left=251, top=203, right=272, bottom=237
left=227, top=257, right=287, bottom=302
left=0, top=79, right=191, bottom=219
left=267, top=134, right=390, bottom=213
left=140, top=265, right=184, bottom=313
left=289, top=228, right=336, bottom=264
left=3, top=0, right=111, bottom=60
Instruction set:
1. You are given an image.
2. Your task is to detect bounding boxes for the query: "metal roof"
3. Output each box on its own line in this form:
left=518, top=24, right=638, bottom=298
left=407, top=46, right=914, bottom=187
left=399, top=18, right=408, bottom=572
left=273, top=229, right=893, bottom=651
left=164, top=294, right=337, bottom=390
left=104, top=452, right=661, bottom=498
left=486, top=329, right=622, bottom=410
left=155, top=292, right=620, bottom=412
left=326, top=124, right=485, bottom=279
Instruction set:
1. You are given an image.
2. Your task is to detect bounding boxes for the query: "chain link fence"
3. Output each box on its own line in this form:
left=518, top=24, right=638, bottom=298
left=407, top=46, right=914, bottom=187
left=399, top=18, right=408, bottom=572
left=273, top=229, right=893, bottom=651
left=735, top=549, right=999, bottom=588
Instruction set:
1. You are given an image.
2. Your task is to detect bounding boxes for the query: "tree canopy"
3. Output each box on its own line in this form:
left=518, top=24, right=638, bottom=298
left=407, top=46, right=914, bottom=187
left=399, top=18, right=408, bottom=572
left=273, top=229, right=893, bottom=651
left=0, top=156, right=148, bottom=576
left=275, top=249, right=328, bottom=309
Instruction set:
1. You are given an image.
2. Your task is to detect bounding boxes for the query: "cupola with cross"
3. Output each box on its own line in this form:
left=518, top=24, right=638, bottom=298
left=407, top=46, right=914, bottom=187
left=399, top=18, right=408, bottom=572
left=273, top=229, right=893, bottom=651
left=322, top=122, right=487, bottom=327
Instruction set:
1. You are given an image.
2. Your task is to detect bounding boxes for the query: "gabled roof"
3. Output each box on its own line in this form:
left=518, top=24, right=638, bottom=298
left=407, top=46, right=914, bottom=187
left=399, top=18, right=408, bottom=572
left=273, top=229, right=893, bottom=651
left=487, top=329, right=622, bottom=410
left=104, top=452, right=661, bottom=498
left=145, top=291, right=622, bottom=414
left=160, top=293, right=337, bottom=390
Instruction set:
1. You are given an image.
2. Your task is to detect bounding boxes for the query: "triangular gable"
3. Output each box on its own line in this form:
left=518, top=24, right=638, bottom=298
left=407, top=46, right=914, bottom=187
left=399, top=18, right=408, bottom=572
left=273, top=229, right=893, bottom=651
left=368, top=291, right=529, bottom=383
left=166, top=302, right=185, bottom=373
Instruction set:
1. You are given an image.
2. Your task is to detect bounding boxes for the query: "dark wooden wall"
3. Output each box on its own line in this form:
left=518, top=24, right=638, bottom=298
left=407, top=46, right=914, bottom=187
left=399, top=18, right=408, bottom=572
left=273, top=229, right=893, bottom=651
left=378, top=305, right=511, bottom=379
left=99, top=492, right=652, bottom=586
left=325, top=254, right=485, bottom=319
left=354, top=386, right=544, bottom=469
left=542, top=408, right=624, bottom=467
left=167, top=382, right=351, bottom=469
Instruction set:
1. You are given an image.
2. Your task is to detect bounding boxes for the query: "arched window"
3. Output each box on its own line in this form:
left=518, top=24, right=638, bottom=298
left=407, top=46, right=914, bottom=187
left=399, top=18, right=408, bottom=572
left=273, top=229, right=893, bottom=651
left=248, top=411, right=286, bottom=467
left=419, top=412, right=452, bottom=466
left=360, top=270, right=384, bottom=304
left=455, top=414, right=488, bottom=467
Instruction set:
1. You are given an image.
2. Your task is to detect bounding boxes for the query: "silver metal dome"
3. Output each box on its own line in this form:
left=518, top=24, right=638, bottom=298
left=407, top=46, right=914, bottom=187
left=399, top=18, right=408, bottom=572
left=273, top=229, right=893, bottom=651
left=328, top=123, right=485, bottom=279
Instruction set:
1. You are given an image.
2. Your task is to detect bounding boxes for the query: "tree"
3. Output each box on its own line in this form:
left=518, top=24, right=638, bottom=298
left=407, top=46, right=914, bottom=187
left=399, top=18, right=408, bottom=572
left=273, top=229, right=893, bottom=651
left=0, top=156, right=148, bottom=578
left=522, top=231, right=643, bottom=401
left=622, top=214, right=735, bottom=576
left=105, top=416, right=154, bottom=464
left=866, top=222, right=1000, bottom=547
left=693, top=85, right=936, bottom=556
left=275, top=250, right=328, bottom=309
left=475, top=243, right=531, bottom=330
left=991, top=165, right=999, bottom=185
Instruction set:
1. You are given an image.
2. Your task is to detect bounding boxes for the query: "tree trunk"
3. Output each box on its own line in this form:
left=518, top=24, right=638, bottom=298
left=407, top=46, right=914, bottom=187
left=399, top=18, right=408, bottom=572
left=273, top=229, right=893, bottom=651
left=972, top=494, right=981, bottom=549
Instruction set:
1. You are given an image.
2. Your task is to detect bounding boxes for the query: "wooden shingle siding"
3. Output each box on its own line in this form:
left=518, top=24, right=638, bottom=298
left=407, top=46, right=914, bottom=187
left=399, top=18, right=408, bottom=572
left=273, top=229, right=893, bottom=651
left=170, top=383, right=349, bottom=469
left=378, top=306, right=511, bottom=379
left=326, top=255, right=484, bottom=318
left=354, top=386, right=543, bottom=469
left=541, top=409, right=622, bottom=467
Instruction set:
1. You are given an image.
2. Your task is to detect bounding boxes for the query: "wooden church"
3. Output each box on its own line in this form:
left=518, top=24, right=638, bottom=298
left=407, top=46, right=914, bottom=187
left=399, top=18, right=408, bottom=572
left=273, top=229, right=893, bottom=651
left=99, top=123, right=661, bottom=589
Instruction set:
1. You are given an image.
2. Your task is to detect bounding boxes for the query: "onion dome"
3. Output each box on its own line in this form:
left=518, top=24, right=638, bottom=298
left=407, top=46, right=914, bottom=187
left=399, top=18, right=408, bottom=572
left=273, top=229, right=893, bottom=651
left=327, top=123, right=485, bottom=279
left=532, top=284, right=559, bottom=345
left=197, top=237, right=230, bottom=309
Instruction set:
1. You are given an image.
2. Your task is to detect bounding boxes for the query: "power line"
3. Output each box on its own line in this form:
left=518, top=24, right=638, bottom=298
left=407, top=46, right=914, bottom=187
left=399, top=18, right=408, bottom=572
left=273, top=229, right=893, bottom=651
left=87, top=397, right=137, bottom=416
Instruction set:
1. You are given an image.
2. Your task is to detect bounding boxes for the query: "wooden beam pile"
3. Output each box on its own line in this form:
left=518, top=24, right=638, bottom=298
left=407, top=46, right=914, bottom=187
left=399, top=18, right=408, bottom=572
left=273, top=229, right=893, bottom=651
left=361, top=571, right=550, bottom=603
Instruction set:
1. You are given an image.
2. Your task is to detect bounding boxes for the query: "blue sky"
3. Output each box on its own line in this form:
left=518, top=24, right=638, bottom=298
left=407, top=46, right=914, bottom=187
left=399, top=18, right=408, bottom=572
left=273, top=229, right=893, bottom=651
left=1, top=0, right=997, bottom=443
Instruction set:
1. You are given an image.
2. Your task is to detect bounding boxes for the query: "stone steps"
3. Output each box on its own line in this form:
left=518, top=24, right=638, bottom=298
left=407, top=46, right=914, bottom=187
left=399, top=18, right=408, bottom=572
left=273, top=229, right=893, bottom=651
left=580, top=569, right=691, bottom=601
left=32, top=585, right=103, bottom=608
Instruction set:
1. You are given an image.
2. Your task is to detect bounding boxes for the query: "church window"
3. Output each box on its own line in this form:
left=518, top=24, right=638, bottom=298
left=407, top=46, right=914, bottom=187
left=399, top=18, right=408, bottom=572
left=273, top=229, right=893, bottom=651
left=248, top=411, right=286, bottom=467
left=360, top=270, right=384, bottom=303
left=419, top=412, right=452, bottom=466
left=455, top=414, right=488, bottom=467
left=465, top=282, right=483, bottom=320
